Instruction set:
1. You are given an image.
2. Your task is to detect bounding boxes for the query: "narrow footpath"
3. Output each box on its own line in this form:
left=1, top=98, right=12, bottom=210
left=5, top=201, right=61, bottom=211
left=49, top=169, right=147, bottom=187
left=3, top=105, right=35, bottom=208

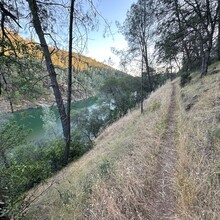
left=151, top=83, right=177, bottom=220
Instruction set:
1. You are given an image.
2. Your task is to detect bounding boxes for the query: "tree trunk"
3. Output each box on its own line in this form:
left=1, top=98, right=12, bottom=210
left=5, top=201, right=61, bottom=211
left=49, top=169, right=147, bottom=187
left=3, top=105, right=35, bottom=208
left=26, top=0, right=68, bottom=162
left=140, top=49, right=144, bottom=114
left=182, top=41, right=192, bottom=72
left=1, top=72, right=14, bottom=113
left=174, top=56, right=181, bottom=72
left=170, top=59, right=173, bottom=80
left=141, top=70, right=144, bottom=114
left=218, top=0, right=220, bottom=60
left=200, top=49, right=210, bottom=77
left=65, top=0, right=75, bottom=163
left=143, top=51, right=153, bottom=92
left=200, top=37, right=212, bottom=77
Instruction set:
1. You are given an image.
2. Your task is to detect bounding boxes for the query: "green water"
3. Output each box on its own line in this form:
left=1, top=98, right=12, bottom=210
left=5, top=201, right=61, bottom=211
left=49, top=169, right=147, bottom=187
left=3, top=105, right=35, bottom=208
left=12, top=96, right=98, bottom=139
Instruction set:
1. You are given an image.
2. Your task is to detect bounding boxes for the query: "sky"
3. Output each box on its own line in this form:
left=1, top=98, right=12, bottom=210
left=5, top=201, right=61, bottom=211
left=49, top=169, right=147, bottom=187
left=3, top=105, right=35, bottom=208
left=82, top=0, right=135, bottom=70
left=18, top=0, right=136, bottom=72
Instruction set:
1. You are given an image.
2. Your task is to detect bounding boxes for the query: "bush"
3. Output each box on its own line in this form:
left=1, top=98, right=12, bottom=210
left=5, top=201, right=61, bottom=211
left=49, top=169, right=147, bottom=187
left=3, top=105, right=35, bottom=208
left=180, top=72, right=191, bottom=87
left=1, top=161, right=51, bottom=195
left=99, top=160, right=111, bottom=177
left=38, top=139, right=65, bottom=171
left=0, top=161, right=51, bottom=219
left=69, top=131, right=93, bottom=160
left=10, top=143, right=42, bottom=164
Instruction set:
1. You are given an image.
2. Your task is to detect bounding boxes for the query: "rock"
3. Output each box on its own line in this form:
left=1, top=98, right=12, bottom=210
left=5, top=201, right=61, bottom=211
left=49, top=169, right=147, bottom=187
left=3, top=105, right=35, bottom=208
left=209, top=68, right=220, bottom=75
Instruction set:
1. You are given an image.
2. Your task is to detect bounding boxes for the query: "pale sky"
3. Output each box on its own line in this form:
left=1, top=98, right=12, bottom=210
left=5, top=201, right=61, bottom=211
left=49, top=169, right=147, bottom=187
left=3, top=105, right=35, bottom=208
left=83, top=0, right=135, bottom=70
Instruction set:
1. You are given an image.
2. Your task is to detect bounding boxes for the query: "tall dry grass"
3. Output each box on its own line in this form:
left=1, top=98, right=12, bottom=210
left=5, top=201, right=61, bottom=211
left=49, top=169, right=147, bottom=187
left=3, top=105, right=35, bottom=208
left=25, top=82, right=174, bottom=220
left=82, top=82, right=174, bottom=220
left=175, top=68, right=220, bottom=219
left=24, top=66, right=220, bottom=220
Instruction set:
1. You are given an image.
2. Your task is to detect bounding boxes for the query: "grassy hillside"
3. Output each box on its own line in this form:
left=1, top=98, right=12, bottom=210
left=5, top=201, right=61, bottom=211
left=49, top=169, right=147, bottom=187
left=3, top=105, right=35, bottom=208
left=175, top=63, right=220, bottom=219
left=23, top=62, right=220, bottom=219
left=24, top=78, right=172, bottom=219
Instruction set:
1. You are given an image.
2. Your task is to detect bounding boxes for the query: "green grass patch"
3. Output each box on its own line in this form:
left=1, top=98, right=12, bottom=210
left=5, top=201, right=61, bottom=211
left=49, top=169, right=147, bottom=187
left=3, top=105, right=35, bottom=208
left=149, top=100, right=161, bottom=112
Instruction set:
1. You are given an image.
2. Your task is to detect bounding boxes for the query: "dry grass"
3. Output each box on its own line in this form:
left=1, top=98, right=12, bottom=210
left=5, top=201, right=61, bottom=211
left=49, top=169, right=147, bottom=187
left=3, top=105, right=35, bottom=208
left=175, top=64, right=220, bottom=219
left=24, top=63, right=220, bottom=220
left=24, top=82, right=174, bottom=220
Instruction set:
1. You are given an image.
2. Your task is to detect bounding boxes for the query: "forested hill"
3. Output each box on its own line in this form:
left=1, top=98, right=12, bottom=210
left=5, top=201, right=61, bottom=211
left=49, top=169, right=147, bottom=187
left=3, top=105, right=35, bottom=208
left=5, top=31, right=113, bottom=71
left=0, top=31, right=127, bottom=112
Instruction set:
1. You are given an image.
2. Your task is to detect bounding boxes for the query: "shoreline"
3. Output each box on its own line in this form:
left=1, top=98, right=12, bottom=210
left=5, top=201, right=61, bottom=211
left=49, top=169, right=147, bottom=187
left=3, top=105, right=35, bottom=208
left=0, top=95, right=94, bottom=113
left=0, top=97, right=55, bottom=113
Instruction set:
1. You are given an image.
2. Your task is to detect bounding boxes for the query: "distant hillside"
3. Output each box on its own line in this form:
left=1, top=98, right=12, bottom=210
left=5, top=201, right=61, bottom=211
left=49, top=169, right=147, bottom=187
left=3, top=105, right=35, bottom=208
left=4, top=31, right=113, bottom=71
left=24, top=62, right=220, bottom=219
left=1, top=31, right=128, bottom=111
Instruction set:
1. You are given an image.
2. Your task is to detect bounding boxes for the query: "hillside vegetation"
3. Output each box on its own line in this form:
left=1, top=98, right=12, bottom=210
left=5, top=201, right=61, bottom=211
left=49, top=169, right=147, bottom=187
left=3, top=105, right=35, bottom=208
left=4, top=31, right=113, bottom=71
left=0, top=30, right=170, bottom=113
left=0, top=31, right=128, bottom=112
left=23, top=63, right=220, bottom=219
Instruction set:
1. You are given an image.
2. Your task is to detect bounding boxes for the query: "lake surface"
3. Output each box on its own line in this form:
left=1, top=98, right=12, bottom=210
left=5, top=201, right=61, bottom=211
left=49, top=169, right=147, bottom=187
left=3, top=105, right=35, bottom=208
left=12, top=97, right=98, bottom=140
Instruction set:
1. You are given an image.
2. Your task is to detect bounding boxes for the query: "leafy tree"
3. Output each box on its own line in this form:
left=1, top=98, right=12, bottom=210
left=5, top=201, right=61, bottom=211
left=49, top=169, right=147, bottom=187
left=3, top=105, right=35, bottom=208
left=40, top=106, right=58, bottom=139
left=157, top=0, right=219, bottom=77
left=26, top=0, right=71, bottom=164
left=26, top=0, right=101, bottom=163
left=0, top=1, right=29, bottom=112
left=118, top=0, right=157, bottom=113
left=100, top=76, right=139, bottom=117
left=0, top=121, right=28, bottom=168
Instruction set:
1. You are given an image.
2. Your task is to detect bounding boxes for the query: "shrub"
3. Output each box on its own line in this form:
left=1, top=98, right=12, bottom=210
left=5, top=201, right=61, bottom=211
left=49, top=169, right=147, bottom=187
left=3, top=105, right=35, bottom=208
left=180, top=72, right=191, bottom=87
left=42, top=139, right=65, bottom=171
left=0, top=161, right=51, bottom=219
left=212, top=128, right=220, bottom=139
left=69, top=131, right=93, bottom=160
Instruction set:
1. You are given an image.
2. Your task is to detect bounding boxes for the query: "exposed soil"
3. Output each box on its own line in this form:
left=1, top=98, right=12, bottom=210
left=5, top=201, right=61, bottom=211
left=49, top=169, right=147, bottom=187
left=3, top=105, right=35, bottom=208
left=150, top=83, right=177, bottom=219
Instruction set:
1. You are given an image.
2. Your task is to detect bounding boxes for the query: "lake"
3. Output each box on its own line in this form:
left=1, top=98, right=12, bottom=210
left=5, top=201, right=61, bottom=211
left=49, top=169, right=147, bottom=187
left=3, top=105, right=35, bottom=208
left=12, top=96, right=98, bottom=140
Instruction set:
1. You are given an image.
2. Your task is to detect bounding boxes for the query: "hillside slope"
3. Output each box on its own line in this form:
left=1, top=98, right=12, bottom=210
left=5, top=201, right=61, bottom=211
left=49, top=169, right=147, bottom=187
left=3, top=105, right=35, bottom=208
left=1, top=31, right=126, bottom=112
left=175, top=63, right=220, bottom=219
left=24, top=63, right=220, bottom=219
left=4, top=31, right=113, bottom=71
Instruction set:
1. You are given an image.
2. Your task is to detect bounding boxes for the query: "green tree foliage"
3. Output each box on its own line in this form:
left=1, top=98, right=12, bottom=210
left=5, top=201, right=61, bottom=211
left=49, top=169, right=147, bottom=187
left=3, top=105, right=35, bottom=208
left=100, top=76, right=140, bottom=118
left=0, top=56, right=47, bottom=104
left=0, top=119, right=30, bottom=218
left=41, top=106, right=58, bottom=139
left=156, top=0, right=219, bottom=77
left=72, top=105, right=110, bottom=141
left=0, top=121, right=28, bottom=167
left=117, top=0, right=157, bottom=113
left=180, top=72, right=191, bottom=87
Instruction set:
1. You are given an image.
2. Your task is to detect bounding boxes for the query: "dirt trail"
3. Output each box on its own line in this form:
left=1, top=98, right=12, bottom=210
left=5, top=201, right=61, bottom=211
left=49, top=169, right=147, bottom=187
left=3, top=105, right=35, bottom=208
left=150, top=83, right=177, bottom=220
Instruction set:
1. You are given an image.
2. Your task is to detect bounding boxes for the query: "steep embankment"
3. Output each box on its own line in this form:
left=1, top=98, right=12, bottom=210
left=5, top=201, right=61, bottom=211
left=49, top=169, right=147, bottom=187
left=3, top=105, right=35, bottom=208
left=175, top=63, right=220, bottom=219
left=25, top=80, right=175, bottom=219
left=24, top=63, right=220, bottom=219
